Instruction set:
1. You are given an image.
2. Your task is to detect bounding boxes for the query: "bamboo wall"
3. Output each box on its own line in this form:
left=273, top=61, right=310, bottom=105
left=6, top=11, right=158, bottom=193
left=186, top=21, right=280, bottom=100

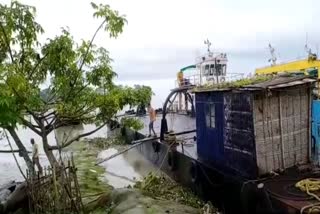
left=253, top=86, right=311, bottom=175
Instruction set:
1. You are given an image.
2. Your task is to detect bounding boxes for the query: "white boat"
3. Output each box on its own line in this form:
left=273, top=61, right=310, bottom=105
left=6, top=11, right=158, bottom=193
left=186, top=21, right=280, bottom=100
left=176, top=39, right=243, bottom=88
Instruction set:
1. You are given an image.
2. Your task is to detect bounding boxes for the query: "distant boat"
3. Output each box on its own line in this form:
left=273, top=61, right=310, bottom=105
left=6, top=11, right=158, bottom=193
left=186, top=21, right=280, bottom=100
left=176, top=40, right=243, bottom=89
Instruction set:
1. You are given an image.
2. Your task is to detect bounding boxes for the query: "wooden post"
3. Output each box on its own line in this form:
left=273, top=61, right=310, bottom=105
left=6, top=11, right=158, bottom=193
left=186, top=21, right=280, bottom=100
left=179, top=92, right=182, bottom=112
left=308, top=85, right=312, bottom=161
left=71, top=154, right=84, bottom=212
left=185, top=92, right=188, bottom=113
left=279, top=93, right=286, bottom=169
left=261, top=95, right=268, bottom=173
left=52, top=166, right=58, bottom=213
left=266, top=94, right=276, bottom=171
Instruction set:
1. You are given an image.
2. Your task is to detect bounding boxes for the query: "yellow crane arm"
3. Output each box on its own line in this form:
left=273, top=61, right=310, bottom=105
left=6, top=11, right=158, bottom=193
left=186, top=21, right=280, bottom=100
left=255, top=59, right=320, bottom=76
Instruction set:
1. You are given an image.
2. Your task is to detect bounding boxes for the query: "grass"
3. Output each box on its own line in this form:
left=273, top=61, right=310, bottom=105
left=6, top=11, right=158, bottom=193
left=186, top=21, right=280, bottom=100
left=71, top=141, right=112, bottom=198
left=194, top=75, right=273, bottom=91
left=67, top=138, right=120, bottom=213
left=134, top=172, right=204, bottom=209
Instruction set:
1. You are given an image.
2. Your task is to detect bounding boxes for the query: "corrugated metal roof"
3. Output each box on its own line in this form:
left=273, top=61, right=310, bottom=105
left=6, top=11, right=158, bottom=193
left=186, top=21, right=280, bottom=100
left=244, top=76, right=316, bottom=89
left=194, top=76, right=316, bottom=93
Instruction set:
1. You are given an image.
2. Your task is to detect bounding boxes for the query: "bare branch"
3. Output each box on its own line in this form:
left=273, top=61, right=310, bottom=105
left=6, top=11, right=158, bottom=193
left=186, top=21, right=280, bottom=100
left=0, top=149, right=20, bottom=153
left=44, top=116, right=57, bottom=135
left=67, top=20, right=106, bottom=98
left=28, top=52, right=49, bottom=79
left=0, top=149, right=31, bottom=153
left=19, top=116, right=42, bottom=136
left=79, top=20, right=106, bottom=72
left=58, top=108, right=96, bottom=121
left=49, top=122, right=107, bottom=150
left=40, top=110, right=56, bottom=119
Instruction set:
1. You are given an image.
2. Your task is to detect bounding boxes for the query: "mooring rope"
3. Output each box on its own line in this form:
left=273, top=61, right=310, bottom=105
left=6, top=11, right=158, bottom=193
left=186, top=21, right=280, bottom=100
left=296, top=178, right=320, bottom=213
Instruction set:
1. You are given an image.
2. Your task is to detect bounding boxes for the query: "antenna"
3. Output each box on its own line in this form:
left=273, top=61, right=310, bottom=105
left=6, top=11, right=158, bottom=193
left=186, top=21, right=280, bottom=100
left=304, top=33, right=317, bottom=60
left=268, top=43, right=277, bottom=65
left=305, top=32, right=312, bottom=55
left=204, top=39, right=213, bottom=57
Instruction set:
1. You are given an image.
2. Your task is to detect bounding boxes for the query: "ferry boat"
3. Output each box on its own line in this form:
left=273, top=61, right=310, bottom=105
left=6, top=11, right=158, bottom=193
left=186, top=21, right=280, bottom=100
left=119, top=41, right=320, bottom=214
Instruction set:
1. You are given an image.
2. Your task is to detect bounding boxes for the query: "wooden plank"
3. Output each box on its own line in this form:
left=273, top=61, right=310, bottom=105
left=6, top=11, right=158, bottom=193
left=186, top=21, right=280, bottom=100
left=279, top=93, right=285, bottom=169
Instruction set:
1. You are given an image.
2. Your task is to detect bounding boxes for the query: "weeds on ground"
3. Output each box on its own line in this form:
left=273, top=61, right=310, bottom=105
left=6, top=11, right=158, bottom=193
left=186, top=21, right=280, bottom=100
left=134, top=172, right=204, bottom=209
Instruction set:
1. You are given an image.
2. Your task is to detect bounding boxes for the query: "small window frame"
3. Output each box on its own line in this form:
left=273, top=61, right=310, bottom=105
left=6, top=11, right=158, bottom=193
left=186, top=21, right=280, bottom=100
left=205, top=103, right=216, bottom=129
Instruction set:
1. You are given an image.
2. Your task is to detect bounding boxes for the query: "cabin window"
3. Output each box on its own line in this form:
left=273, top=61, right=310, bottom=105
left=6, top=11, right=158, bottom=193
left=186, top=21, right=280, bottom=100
left=204, top=64, right=210, bottom=75
left=206, top=103, right=216, bottom=128
left=222, top=64, right=226, bottom=76
left=209, top=64, right=215, bottom=75
left=216, top=64, right=222, bottom=76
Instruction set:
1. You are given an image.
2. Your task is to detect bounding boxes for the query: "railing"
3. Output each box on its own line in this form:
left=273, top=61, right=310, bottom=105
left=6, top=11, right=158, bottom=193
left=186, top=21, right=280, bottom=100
left=175, top=73, right=245, bottom=88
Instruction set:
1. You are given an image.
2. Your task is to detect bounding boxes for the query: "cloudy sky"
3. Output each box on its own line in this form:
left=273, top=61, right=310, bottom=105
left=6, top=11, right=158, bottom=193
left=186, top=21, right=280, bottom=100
left=3, top=0, right=319, bottom=82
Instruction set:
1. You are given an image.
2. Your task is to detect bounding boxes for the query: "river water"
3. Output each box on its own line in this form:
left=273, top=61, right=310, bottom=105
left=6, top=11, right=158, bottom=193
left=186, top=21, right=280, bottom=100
left=0, top=122, right=157, bottom=188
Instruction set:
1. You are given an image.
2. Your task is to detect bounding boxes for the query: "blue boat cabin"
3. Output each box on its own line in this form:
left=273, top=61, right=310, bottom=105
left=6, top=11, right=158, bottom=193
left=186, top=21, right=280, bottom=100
left=195, top=76, right=315, bottom=179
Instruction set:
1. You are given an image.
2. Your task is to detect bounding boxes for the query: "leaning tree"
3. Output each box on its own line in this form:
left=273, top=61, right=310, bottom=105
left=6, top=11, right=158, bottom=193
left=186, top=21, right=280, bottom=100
left=0, top=1, right=152, bottom=170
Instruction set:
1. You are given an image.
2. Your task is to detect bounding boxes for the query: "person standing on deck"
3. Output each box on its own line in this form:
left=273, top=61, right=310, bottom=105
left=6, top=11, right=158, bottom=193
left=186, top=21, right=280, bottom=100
left=31, top=138, right=42, bottom=174
left=147, top=103, right=157, bottom=137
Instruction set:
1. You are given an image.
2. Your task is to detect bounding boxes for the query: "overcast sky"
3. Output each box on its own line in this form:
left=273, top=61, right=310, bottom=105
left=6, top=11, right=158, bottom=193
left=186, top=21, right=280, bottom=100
left=2, top=0, right=319, bottom=81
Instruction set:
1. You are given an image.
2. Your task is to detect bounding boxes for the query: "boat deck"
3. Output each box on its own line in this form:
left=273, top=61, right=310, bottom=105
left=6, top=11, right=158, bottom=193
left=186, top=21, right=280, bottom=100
left=138, top=114, right=198, bottom=159
left=125, top=113, right=320, bottom=213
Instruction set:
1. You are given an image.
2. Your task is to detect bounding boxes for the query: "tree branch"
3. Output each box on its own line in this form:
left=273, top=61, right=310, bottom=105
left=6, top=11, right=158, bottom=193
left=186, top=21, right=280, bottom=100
left=19, top=116, right=42, bottom=136
left=28, top=51, right=49, bottom=79
left=79, top=20, right=106, bottom=72
left=49, top=121, right=107, bottom=150
left=0, top=149, right=31, bottom=153
left=0, top=149, right=20, bottom=153
left=40, top=110, right=56, bottom=119
left=0, top=21, right=15, bottom=64
left=67, top=20, right=106, bottom=98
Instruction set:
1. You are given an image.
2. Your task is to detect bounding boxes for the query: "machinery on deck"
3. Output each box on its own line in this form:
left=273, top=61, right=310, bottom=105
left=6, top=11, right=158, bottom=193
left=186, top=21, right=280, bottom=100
left=255, top=44, right=320, bottom=96
left=176, top=39, right=229, bottom=88
left=255, top=54, right=320, bottom=78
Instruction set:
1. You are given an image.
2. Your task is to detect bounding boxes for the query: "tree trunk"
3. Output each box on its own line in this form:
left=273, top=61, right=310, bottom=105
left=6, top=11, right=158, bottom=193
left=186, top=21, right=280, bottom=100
left=42, top=134, right=58, bottom=167
left=39, top=119, right=58, bottom=166
left=7, top=127, right=33, bottom=172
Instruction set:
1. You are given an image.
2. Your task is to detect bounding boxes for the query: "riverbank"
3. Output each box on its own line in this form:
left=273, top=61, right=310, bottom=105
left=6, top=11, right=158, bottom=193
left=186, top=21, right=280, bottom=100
left=1, top=131, right=217, bottom=214
left=70, top=136, right=217, bottom=213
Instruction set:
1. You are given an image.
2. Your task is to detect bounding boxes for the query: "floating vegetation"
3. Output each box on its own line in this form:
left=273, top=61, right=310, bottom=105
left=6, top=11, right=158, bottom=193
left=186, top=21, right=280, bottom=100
left=120, top=117, right=144, bottom=131
left=69, top=136, right=128, bottom=213
left=194, top=75, right=273, bottom=91
left=84, top=135, right=126, bottom=150
left=71, top=141, right=112, bottom=202
left=134, top=173, right=205, bottom=209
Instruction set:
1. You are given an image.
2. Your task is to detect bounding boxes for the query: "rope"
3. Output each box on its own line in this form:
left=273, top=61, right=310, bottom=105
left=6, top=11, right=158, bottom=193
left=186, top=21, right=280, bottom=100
left=296, top=178, right=320, bottom=213
left=141, top=143, right=174, bottom=188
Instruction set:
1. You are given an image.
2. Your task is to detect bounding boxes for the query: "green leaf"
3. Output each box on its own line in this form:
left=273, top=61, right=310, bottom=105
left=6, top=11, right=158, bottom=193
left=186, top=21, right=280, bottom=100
left=90, top=2, right=98, bottom=9
left=0, top=1, right=152, bottom=145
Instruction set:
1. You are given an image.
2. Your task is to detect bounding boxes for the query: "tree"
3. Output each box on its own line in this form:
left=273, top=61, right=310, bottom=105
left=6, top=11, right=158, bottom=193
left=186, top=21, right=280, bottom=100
left=0, top=1, right=152, bottom=169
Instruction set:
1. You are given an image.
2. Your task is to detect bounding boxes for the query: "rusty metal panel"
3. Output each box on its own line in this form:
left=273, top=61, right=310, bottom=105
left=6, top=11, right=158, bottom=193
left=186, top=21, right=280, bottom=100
left=224, top=92, right=257, bottom=178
